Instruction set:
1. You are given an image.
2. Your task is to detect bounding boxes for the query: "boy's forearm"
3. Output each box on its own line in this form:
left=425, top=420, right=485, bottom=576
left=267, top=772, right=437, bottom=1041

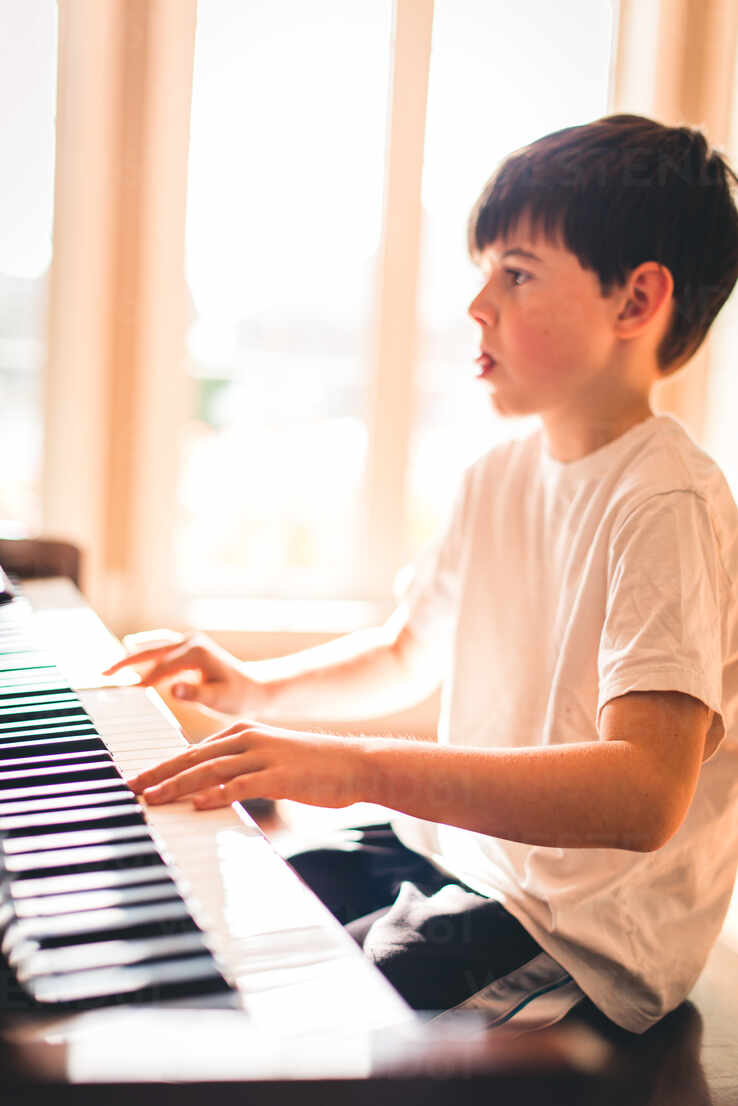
left=243, top=626, right=435, bottom=722
left=355, top=738, right=670, bottom=852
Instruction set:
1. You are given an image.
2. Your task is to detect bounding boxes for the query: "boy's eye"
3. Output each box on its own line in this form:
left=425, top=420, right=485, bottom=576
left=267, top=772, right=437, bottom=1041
left=505, top=268, right=529, bottom=287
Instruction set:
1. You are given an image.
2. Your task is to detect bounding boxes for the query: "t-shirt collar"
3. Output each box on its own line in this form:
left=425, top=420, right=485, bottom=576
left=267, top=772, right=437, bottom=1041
left=538, top=414, right=660, bottom=484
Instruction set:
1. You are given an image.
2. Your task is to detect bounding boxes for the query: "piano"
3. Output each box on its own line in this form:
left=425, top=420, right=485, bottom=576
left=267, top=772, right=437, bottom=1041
left=0, top=575, right=622, bottom=1101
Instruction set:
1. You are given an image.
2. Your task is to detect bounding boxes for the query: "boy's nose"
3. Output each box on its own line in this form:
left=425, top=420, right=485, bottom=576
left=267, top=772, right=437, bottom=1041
left=467, top=285, right=497, bottom=326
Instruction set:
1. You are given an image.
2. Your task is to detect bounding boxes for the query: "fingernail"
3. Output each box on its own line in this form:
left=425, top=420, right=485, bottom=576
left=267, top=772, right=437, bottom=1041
left=172, top=684, right=189, bottom=699
left=143, top=786, right=166, bottom=804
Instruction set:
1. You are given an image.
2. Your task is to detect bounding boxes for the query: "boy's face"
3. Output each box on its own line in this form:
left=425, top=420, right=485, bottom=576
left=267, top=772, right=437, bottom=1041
left=468, top=217, right=624, bottom=421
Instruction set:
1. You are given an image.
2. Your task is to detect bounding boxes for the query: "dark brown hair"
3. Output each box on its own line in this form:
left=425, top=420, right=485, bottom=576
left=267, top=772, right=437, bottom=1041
left=468, top=114, right=738, bottom=369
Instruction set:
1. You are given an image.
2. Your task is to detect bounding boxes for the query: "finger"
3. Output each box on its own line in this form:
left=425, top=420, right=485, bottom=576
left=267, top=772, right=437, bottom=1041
left=192, top=771, right=273, bottom=810
left=169, top=680, right=228, bottom=711
left=141, top=753, right=256, bottom=804
left=203, top=721, right=256, bottom=742
left=102, top=641, right=184, bottom=676
left=127, top=733, right=250, bottom=792
left=137, top=647, right=207, bottom=687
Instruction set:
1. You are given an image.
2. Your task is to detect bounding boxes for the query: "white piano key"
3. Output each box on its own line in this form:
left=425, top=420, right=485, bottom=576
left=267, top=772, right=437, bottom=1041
left=0, top=759, right=115, bottom=783
left=0, top=787, right=133, bottom=816
left=5, top=897, right=193, bottom=950
left=28, top=953, right=226, bottom=1005
left=4, top=838, right=159, bottom=874
left=4, top=822, right=151, bottom=856
left=0, top=776, right=133, bottom=802
left=0, top=800, right=140, bottom=832
left=18, top=930, right=210, bottom=980
left=0, top=748, right=110, bottom=769
left=12, top=879, right=181, bottom=919
left=6, top=863, right=172, bottom=900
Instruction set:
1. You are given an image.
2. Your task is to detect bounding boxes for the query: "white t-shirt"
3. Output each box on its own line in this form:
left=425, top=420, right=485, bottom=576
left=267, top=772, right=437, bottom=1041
left=392, top=414, right=738, bottom=1033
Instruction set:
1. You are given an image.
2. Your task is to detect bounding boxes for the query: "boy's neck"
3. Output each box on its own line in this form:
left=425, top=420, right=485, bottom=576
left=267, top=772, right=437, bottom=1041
left=541, top=396, right=655, bottom=463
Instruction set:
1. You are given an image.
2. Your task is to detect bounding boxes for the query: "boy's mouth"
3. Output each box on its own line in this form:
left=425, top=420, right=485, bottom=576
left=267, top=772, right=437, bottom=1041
left=475, top=351, right=497, bottom=378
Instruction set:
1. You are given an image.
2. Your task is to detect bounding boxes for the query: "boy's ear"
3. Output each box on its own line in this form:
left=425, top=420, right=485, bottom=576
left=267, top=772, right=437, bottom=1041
left=614, top=262, right=674, bottom=341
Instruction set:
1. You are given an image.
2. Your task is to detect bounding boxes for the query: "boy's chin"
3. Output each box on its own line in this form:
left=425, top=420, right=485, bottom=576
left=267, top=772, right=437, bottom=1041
left=487, top=392, right=532, bottom=419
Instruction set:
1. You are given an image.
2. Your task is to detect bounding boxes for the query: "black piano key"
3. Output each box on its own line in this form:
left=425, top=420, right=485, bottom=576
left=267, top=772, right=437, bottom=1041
left=26, top=953, right=231, bottom=1006
left=0, top=878, right=182, bottom=939
left=0, top=752, right=111, bottom=775
left=0, top=712, right=92, bottom=735
left=0, top=693, right=82, bottom=709
left=0, top=692, right=78, bottom=709
left=0, top=752, right=112, bottom=779
left=0, top=704, right=89, bottom=725
left=0, top=748, right=110, bottom=769
left=17, top=930, right=211, bottom=980
left=0, top=785, right=133, bottom=816
left=0, top=776, right=133, bottom=802
left=0, top=723, right=98, bottom=742
left=0, top=736, right=106, bottom=759
left=3, top=822, right=151, bottom=856
left=0, top=803, right=142, bottom=836
left=6, top=840, right=164, bottom=879
left=10, top=878, right=181, bottom=919
left=5, top=899, right=197, bottom=957
left=0, top=686, right=72, bottom=700
left=6, top=862, right=173, bottom=899
left=0, top=762, right=121, bottom=790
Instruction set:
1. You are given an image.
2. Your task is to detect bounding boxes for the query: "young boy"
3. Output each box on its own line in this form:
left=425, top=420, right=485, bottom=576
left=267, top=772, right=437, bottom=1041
left=106, top=114, right=738, bottom=1035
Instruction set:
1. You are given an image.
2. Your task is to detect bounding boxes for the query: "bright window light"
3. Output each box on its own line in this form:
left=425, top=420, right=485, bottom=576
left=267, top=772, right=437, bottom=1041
left=0, top=0, right=57, bottom=533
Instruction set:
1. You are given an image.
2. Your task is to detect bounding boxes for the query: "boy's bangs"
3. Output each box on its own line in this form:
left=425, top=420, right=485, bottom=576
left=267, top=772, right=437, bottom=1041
left=467, top=162, right=568, bottom=262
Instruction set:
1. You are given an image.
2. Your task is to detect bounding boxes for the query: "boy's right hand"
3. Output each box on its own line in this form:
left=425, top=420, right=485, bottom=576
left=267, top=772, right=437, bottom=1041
left=102, top=632, right=267, bottom=717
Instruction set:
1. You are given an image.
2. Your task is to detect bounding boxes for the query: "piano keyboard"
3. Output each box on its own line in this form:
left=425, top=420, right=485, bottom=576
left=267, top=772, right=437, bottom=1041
left=0, top=592, right=234, bottom=1009
left=0, top=576, right=413, bottom=1049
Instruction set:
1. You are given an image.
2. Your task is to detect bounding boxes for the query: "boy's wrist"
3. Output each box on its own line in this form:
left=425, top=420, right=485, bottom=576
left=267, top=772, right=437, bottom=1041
left=345, top=735, right=385, bottom=806
left=239, top=660, right=279, bottom=717
left=349, top=735, right=424, bottom=810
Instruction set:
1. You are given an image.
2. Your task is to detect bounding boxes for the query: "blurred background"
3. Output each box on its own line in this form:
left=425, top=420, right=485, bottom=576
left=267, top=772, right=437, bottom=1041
left=1, top=0, right=737, bottom=653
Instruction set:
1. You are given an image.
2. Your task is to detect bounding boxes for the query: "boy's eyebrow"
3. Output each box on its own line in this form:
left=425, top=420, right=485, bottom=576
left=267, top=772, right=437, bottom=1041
left=501, top=247, right=543, bottom=263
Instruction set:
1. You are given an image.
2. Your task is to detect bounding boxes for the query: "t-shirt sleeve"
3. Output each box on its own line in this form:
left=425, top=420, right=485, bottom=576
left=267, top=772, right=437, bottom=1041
left=598, top=490, right=726, bottom=753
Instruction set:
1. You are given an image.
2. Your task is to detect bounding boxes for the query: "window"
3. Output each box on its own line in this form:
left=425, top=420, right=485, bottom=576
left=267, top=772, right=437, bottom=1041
left=0, top=1, right=57, bottom=534
left=179, top=0, right=615, bottom=609
left=179, top=0, right=393, bottom=601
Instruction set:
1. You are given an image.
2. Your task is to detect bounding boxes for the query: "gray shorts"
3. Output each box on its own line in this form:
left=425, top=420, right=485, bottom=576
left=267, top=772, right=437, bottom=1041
left=286, top=823, right=584, bottom=1027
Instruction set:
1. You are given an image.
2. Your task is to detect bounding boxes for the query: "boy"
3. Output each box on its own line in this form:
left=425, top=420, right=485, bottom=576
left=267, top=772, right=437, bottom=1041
left=106, top=114, right=738, bottom=1034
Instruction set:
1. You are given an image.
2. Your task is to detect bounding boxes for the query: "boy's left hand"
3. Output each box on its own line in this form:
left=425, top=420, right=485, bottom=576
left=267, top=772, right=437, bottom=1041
left=127, top=722, right=367, bottom=810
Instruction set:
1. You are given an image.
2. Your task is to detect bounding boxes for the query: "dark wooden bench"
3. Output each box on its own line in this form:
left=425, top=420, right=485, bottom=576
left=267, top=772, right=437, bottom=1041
left=0, top=537, right=81, bottom=588
left=557, top=930, right=738, bottom=1104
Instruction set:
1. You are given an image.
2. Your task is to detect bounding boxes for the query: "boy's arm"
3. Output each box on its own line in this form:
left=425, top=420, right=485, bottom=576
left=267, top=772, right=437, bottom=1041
left=104, top=612, right=443, bottom=721
left=356, top=689, right=713, bottom=852
left=244, top=614, right=444, bottom=721
left=130, top=688, right=712, bottom=853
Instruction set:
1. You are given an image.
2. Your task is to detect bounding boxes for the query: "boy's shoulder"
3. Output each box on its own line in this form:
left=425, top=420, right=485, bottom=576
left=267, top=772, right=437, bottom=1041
left=606, top=415, right=735, bottom=519
left=461, top=415, right=738, bottom=540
